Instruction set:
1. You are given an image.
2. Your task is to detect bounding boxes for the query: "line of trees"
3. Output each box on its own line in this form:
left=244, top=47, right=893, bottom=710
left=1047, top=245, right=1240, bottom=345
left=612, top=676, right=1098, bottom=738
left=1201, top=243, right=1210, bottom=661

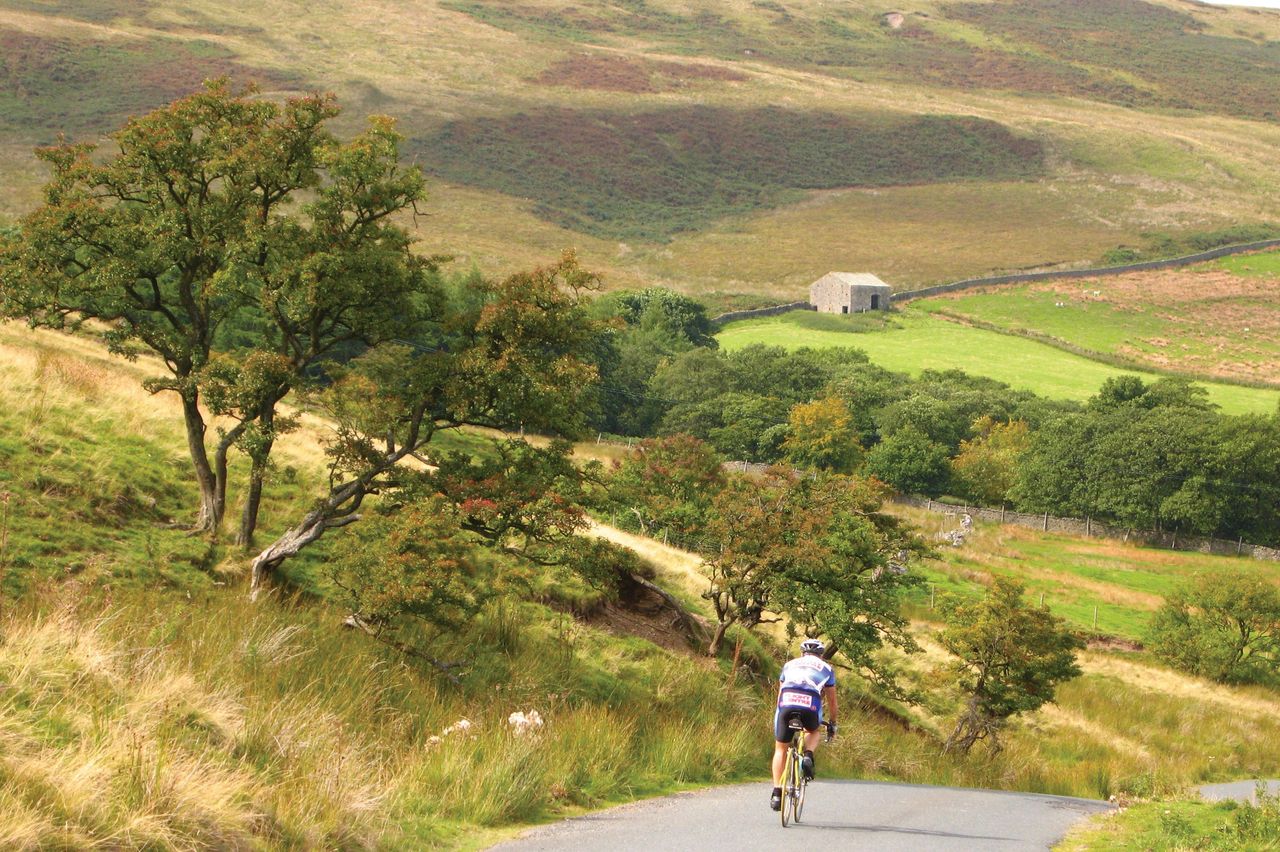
left=584, top=315, right=1280, bottom=545
left=0, top=82, right=610, bottom=595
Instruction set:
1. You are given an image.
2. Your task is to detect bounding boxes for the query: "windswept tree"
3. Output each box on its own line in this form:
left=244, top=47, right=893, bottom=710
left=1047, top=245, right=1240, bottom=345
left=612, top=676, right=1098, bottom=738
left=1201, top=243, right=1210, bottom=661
left=0, top=81, right=432, bottom=540
left=328, top=439, right=607, bottom=665
left=250, top=252, right=603, bottom=590
left=938, top=578, right=1083, bottom=754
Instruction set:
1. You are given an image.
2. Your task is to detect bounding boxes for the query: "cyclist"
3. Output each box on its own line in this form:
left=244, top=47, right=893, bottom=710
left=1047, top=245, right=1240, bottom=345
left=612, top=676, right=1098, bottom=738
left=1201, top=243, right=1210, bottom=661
left=770, top=638, right=838, bottom=812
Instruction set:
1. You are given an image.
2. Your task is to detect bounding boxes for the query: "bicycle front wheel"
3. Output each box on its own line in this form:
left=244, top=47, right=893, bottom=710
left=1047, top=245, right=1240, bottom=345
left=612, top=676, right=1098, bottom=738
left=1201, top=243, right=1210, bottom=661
left=793, top=774, right=807, bottom=823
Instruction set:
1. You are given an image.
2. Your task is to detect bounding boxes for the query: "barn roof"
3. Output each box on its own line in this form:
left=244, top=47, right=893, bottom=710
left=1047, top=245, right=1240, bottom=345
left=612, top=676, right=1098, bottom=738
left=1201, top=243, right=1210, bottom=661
left=811, top=272, right=890, bottom=290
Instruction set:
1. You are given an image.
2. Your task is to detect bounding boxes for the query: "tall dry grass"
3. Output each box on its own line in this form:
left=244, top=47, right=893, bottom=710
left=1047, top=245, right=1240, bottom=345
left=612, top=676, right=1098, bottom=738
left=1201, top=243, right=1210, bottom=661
left=0, top=586, right=772, bottom=848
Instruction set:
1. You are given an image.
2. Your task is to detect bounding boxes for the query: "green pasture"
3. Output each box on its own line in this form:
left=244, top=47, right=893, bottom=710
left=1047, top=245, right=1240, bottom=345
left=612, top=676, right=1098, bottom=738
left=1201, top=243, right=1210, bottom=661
left=715, top=310, right=1280, bottom=416
left=1216, top=247, right=1280, bottom=278
left=899, top=511, right=1280, bottom=642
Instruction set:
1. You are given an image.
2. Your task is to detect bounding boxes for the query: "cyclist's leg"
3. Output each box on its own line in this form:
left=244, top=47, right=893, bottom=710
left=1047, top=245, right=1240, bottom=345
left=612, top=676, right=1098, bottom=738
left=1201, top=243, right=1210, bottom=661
left=771, top=707, right=793, bottom=810
left=771, top=707, right=794, bottom=786
left=771, top=741, right=788, bottom=786
left=797, top=708, right=821, bottom=779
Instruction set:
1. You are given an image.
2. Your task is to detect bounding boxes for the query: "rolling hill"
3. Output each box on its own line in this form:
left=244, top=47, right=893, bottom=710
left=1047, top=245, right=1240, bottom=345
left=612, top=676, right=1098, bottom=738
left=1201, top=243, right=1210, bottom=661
left=3, top=0, right=1280, bottom=302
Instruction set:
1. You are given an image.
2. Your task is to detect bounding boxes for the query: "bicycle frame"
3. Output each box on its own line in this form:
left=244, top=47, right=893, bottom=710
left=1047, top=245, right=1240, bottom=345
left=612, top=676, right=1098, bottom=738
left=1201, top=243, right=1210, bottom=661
left=779, top=718, right=807, bottom=827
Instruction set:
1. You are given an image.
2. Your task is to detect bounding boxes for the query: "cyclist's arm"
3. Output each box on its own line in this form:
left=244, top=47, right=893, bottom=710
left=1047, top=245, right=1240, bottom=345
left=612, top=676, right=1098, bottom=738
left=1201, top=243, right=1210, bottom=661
left=822, top=685, right=837, bottom=724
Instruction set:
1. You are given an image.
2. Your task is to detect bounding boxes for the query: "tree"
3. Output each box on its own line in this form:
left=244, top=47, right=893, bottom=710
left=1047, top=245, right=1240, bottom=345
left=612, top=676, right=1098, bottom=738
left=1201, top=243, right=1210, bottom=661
left=1147, top=572, right=1280, bottom=685
left=607, top=434, right=725, bottom=537
left=951, top=417, right=1030, bottom=505
left=700, top=469, right=924, bottom=701
left=938, top=578, right=1083, bottom=754
left=592, top=287, right=717, bottom=348
left=864, top=425, right=951, bottom=495
left=0, top=81, right=431, bottom=539
left=249, top=252, right=602, bottom=590
left=783, top=396, right=863, bottom=473
left=328, top=439, right=608, bottom=669
left=330, top=498, right=486, bottom=636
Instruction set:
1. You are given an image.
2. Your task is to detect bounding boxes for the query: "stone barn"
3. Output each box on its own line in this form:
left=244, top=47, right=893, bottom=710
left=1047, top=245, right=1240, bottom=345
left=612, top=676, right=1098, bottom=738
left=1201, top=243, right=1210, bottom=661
left=809, top=272, right=891, bottom=314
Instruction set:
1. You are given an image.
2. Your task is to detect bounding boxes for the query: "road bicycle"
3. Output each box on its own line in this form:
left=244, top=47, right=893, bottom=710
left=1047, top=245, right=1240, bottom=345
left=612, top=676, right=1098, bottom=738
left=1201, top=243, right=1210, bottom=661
left=779, top=717, right=835, bottom=827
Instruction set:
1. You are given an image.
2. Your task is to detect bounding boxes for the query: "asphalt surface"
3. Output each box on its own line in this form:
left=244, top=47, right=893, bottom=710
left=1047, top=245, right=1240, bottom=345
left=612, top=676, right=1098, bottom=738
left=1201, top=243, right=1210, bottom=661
left=492, top=780, right=1114, bottom=851
left=1199, top=779, right=1280, bottom=803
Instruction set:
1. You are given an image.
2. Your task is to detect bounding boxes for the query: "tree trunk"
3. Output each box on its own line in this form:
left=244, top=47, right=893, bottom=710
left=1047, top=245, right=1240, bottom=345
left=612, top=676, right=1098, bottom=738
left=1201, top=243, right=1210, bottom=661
left=249, top=402, right=430, bottom=597
left=181, top=392, right=221, bottom=533
left=236, top=460, right=267, bottom=548
left=249, top=473, right=374, bottom=596
left=707, top=618, right=734, bottom=657
left=236, top=403, right=276, bottom=548
left=250, top=501, right=361, bottom=596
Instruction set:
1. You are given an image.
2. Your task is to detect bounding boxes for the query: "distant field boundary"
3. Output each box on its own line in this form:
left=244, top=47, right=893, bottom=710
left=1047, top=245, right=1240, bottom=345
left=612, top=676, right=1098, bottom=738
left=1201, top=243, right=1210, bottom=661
left=712, top=239, right=1280, bottom=324
left=710, top=301, right=812, bottom=326
left=893, top=238, right=1280, bottom=303
left=896, top=494, right=1280, bottom=563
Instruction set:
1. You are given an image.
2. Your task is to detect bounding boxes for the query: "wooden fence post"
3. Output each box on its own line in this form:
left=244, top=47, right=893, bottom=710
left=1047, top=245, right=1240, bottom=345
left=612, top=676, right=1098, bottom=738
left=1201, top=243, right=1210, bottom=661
left=1001, top=504, right=1006, bottom=522
left=1086, top=516, right=1091, bottom=537
left=1044, top=511, right=1049, bottom=531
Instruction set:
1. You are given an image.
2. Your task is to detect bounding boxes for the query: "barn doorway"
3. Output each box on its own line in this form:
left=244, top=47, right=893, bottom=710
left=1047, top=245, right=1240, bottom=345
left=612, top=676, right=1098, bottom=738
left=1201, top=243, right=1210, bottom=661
left=841, top=306, right=848, bottom=314
left=870, top=294, right=880, bottom=310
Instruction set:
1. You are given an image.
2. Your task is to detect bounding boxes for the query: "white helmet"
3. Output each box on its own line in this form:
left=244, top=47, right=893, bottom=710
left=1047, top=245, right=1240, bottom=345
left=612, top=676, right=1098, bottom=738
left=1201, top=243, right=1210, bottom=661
left=800, top=638, right=825, bottom=656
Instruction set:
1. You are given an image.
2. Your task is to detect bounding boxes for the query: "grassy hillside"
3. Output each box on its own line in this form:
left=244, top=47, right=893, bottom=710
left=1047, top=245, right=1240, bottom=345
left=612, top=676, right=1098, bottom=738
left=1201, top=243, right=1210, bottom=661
left=4, top=0, right=1280, bottom=299
left=714, top=309, right=1280, bottom=415
left=4, top=321, right=1280, bottom=847
left=0, top=322, right=771, bottom=846
left=899, top=506, right=1280, bottom=642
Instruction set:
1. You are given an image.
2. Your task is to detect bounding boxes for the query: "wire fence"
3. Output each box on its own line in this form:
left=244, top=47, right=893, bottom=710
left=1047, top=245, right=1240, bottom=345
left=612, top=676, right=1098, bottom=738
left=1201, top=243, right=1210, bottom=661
left=895, top=495, right=1280, bottom=563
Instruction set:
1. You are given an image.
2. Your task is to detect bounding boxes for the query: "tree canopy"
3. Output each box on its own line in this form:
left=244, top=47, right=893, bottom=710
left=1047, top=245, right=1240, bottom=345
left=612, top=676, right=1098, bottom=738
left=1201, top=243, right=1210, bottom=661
left=0, top=80, right=432, bottom=541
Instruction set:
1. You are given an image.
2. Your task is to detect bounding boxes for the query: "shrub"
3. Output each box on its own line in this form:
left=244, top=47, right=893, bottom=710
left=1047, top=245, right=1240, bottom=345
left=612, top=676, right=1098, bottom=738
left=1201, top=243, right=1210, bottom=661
left=1147, top=571, right=1280, bottom=685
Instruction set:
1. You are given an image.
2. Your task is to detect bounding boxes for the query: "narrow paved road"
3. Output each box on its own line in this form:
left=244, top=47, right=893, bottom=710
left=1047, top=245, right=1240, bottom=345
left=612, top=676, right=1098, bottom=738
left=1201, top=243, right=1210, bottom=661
left=1200, top=779, right=1280, bottom=803
left=493, top=780, right=1113, bottom=851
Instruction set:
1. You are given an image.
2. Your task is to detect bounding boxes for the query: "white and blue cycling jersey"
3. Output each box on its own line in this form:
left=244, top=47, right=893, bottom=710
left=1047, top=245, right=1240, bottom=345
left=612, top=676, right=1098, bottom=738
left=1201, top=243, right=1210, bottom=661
left=777, top=655, right=836, bottom=710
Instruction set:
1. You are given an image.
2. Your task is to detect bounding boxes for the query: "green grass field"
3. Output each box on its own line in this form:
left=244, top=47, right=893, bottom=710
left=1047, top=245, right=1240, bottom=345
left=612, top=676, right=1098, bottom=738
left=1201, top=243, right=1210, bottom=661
left=909, top=250, right=1280, bottom=386
left=897, top=506, right=1280, bottom=642
left=715, top=310, right=1280, bottom=415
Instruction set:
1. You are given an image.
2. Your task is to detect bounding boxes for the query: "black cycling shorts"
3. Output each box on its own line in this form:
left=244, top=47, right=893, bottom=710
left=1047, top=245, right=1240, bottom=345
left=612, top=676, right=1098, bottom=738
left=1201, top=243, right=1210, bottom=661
left=773, top=688, right=821, bottom=743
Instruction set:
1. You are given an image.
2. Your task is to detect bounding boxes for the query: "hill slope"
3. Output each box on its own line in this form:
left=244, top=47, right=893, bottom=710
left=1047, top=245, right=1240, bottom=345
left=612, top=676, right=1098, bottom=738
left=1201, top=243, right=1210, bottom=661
left=3, top=0, right=1280, bottom=300
left=4, top=322, right=1280, bottom=847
